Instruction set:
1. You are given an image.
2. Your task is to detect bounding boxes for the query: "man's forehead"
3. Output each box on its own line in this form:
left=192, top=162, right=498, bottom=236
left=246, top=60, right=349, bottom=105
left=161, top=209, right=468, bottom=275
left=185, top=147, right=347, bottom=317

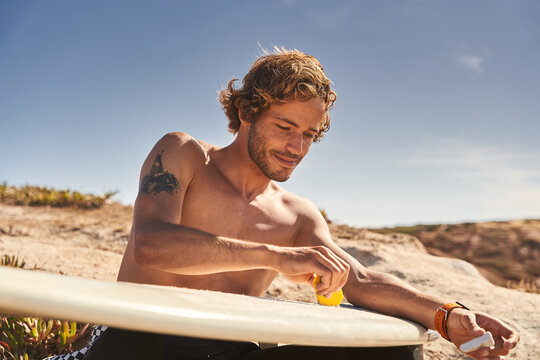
left=267, top=98, right=325, bottom=124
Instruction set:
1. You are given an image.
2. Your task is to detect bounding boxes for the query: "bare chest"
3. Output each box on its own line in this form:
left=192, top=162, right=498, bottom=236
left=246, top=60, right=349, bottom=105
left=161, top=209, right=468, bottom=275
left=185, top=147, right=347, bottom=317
left=180, top=169, right=299, bottom=246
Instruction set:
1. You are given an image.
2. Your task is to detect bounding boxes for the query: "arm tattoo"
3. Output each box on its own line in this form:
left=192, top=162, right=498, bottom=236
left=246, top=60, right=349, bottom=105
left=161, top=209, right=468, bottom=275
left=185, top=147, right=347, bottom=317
left=139, top=151, right=180, bottom=196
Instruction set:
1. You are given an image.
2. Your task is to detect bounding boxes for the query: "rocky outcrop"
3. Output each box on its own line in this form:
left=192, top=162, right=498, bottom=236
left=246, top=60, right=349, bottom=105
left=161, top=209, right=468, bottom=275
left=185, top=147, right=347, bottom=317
left=1, top=204, right=538, bottom=359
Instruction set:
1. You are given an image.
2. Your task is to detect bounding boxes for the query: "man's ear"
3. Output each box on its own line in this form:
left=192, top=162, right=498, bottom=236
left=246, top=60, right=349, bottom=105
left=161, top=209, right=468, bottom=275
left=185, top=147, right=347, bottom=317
left=238, top=109, right=250, bottom=128
left=238, top=108, right=246, bottom=123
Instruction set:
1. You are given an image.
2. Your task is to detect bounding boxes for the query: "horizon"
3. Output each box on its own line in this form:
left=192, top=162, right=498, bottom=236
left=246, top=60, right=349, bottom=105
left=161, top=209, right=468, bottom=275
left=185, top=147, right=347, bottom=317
left=1, top=181, right=538, bottom=230
left=1, top=1, right=539, bottom=228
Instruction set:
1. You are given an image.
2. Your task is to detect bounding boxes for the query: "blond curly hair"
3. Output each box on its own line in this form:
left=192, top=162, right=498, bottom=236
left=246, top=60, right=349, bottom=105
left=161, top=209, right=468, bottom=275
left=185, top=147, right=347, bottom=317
left=219, top=48, right=337, bottom=142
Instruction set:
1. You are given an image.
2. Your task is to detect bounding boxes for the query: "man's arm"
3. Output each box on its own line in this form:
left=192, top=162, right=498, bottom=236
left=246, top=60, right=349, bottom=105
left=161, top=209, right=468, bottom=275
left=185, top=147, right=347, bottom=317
left=293, top=200, right=519, bottom=360
left=293, top=201, right=442, bottom=326
left=132, top=133, right=349, bottom=285
left=133, top=132, right=270, bottom=274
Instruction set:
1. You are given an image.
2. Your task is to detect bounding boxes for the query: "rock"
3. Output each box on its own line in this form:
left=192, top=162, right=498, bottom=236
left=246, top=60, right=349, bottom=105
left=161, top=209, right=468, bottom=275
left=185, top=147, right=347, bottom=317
left=0, top=203, right=538, bottom=359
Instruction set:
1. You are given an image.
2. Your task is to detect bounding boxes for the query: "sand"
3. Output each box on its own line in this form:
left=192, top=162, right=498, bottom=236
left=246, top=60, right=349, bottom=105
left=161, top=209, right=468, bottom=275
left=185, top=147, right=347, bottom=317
left=0, top=203, right=538, bottom=359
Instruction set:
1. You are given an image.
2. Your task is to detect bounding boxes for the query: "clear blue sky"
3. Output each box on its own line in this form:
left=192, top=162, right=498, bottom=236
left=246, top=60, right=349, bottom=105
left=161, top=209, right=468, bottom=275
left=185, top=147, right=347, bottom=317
left=1, top=0, right=539, bottom=228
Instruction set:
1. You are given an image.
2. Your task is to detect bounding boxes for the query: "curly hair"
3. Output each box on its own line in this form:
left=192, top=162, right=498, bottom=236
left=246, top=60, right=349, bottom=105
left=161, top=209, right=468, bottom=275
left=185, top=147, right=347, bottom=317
left=218, top=48, right=337, bottom=142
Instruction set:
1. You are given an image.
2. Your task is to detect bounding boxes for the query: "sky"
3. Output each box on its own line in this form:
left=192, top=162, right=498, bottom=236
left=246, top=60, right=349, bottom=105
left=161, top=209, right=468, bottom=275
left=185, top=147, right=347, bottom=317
left=1, top=0, right=539, bottom=228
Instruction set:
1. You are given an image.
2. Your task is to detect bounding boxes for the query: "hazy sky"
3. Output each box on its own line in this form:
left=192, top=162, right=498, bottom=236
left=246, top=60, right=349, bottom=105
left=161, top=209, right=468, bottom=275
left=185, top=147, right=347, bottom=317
left=1, top=0, right=539, bottom=228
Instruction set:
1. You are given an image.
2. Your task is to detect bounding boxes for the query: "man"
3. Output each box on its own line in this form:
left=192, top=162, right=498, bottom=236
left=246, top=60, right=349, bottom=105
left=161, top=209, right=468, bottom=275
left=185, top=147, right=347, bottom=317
left=85, top=49, right=519, bottom=359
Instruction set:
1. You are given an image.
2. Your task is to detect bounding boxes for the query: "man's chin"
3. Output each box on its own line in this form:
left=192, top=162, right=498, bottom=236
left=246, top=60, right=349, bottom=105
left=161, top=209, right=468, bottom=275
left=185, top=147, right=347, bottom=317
left=259, top=161, right=297, bottom=182
left=271, top=176, right=290, bottom=183
left=268, top=170, right=293, bottom=182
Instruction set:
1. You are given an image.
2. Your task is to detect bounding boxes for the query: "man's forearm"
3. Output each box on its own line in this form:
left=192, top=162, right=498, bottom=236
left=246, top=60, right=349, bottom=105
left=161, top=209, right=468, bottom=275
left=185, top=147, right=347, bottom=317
left=134, top=222, right=274, bottom=275
left=344, top=267, right=445, bottom=330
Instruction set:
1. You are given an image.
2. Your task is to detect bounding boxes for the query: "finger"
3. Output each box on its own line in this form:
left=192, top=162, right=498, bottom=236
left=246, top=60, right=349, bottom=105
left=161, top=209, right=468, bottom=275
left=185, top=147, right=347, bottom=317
left=311, top=253, right=340, bottom=295
left=309, top=246, right=339, bottom=296
left=475, top=312, right=517, bottom=339
left=478, top=337, right=509, bottom=358
left=499, top=323, right=519, bottom=340
left=319, top=250, right=349, bottom=296
left=503, top=332, right=519, bottom=351
left=500, top=326, right=520, bottom=351
left=317, top=247, right=348, bottom=294
left=469, top=332, right=519, bottom=359
left=291, top=273, right=316, bottom=284
left=465, top=343, right=497, bottom=359
left=317, top=265, right=340, bottom=297
left=474, top=313, right=520, bottom=352
left=322, top=247, right=350, bottom=288
left=487, top=334, right=520, bottom=357
left=335, top=261, right=350, bottom=291
left=315, top=267, right=336, bottom=296
left=333, top=262, right=349, bottom=294
left=473, top=347, right=490, bottom=358
left=460, top=311, right=485, bottom=337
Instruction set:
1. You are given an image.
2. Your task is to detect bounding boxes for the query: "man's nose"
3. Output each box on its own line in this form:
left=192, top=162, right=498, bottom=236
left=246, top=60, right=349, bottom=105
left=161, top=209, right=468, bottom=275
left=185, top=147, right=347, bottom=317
left=285, top=134, right=304, bottom=155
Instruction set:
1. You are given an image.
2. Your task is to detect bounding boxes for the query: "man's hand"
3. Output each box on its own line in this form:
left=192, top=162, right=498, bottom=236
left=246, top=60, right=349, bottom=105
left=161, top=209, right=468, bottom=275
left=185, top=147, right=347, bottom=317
left=269, top=245, right=350, bottom=298
left=447, top=309, right=519, bottom=360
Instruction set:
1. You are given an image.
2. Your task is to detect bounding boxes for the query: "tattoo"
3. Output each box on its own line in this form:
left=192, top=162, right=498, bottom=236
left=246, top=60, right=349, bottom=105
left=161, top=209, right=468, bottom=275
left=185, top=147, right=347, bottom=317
left=139, top=151, right=179, bottom=196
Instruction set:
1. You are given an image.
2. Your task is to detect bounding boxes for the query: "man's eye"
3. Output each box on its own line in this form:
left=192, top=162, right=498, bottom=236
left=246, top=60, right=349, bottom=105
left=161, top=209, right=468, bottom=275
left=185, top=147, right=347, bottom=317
left=276, top=125, right=290, bottom=130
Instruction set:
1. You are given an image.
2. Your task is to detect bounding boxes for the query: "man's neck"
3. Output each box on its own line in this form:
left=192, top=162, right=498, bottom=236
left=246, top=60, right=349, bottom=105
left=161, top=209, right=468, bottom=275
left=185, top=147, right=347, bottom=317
left=213, top=138, right=274, bottom=203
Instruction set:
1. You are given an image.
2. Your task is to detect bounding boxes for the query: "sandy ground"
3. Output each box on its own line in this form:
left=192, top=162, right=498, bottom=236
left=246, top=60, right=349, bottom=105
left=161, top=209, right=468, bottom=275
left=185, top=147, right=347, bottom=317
left=0, top=204, right=538, bottom=359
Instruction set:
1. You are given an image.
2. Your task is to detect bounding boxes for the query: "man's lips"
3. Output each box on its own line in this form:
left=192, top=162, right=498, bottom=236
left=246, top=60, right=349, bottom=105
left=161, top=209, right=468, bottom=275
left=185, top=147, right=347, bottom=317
left=273, top=153, right=298, bottom=167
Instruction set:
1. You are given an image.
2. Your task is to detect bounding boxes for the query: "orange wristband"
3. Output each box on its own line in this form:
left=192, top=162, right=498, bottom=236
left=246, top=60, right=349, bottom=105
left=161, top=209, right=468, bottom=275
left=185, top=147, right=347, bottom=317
left=435, top=301, right=470, bottom=341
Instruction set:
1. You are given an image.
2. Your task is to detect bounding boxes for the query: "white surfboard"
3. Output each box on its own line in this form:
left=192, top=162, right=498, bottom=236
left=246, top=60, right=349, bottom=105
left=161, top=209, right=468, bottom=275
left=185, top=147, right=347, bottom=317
left=0, top=267, right=438, bottom=347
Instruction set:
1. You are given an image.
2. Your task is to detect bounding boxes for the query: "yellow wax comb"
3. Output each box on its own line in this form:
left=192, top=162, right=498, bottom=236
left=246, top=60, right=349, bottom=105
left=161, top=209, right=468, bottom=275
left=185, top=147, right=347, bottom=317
left=312, top=274, right=344, bottom=306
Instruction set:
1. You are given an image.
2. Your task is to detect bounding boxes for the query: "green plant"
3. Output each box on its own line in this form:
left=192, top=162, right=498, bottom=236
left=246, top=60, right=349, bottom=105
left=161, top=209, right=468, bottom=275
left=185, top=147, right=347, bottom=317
left=0, top=317, right=90, bottom=360
left=0, top=257, right=91, bottom=359
left=0, top=255, right=25, bottom=268
left=319, top=209, right=331, bottom=223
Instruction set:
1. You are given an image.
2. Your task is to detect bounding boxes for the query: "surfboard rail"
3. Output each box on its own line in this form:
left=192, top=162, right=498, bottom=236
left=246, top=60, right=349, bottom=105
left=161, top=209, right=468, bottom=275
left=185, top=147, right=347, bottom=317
left=0, top=267, right=439, bottom=347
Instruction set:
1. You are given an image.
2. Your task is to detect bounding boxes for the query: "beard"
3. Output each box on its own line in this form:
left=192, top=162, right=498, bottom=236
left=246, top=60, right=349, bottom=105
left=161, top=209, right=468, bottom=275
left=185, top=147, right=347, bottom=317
left=247, top=122, right=302, bottom=182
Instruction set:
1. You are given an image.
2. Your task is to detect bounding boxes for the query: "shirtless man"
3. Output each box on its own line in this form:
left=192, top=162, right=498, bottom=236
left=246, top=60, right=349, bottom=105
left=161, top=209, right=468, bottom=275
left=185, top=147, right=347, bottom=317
left=84, top=49, right=519, bottom=360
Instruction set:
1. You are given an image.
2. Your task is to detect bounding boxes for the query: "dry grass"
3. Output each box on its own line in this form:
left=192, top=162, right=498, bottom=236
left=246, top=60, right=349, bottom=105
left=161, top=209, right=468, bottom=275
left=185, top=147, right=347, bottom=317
left=506, top=278, right=539, bottom=294
left=0, top=183, right=116, bottom=209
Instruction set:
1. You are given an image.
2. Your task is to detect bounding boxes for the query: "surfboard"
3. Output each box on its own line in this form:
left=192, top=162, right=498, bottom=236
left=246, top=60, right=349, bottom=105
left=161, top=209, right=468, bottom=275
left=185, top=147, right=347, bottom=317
left=0, top=267, right=438, bottom=347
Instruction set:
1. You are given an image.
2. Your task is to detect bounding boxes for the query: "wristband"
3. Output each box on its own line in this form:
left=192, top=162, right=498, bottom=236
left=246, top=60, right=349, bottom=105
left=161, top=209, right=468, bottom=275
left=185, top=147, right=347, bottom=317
left=435, top=301, right=470, bottom=341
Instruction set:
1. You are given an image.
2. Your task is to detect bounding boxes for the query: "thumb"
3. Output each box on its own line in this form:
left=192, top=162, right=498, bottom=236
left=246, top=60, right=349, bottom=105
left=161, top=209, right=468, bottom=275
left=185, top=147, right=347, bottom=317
left=460, top=311, right=485, bottom=337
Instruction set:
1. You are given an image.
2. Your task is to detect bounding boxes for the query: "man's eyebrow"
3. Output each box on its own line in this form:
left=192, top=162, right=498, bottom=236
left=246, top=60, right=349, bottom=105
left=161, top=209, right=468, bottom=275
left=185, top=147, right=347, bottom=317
left=274, top=116, right=318, bottom=133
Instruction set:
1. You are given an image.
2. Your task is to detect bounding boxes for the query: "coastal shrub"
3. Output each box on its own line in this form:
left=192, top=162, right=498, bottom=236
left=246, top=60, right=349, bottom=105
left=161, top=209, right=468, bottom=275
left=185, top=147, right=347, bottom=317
left=0, top=257, right=92, bottom=359
left=0, top=317, right=90, bottom=360
left=506, top=278, right=539, bottom=294
left=320, top=209, right=331, bottom=223
left=1, top=255, right=25, bottom=268
left=0, top=182, right=117, bottom=209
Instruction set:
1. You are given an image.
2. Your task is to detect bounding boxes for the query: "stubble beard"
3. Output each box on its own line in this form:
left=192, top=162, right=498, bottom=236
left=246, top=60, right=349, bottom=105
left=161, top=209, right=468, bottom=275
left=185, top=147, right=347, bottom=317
left=247, top=123, right=300, bottom=182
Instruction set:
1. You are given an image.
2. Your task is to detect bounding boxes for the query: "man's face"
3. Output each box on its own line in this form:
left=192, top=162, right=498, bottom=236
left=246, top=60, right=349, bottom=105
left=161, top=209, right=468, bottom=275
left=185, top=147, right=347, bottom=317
left=247, top=97, right=326, bottom=182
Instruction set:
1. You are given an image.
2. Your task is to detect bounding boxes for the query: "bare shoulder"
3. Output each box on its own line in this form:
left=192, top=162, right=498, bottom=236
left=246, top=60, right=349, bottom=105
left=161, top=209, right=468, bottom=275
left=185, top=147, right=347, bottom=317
left=152, top=132, right=212, bottom=164
left=275, top=185, right=326, bottom=227
left=138, top=132, right=217, bottom=191
left=135, top=132, right=216, bottom=220
left=272, top=185, right=331, bottom=247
